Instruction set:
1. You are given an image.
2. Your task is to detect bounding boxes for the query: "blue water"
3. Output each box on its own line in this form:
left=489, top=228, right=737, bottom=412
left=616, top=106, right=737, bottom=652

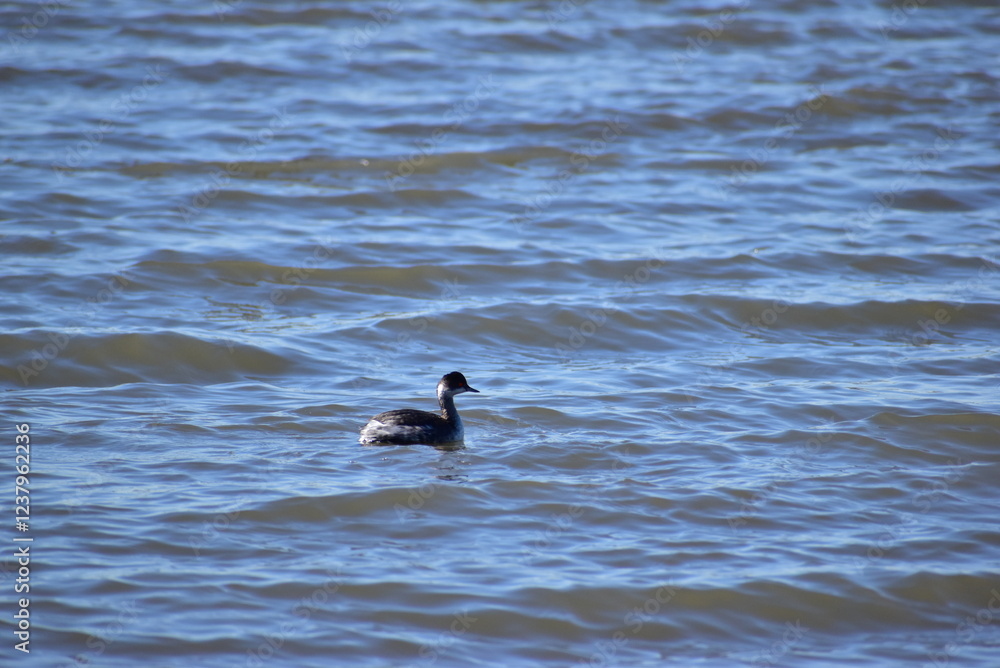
left=2, top=1, right=1000, bottom=666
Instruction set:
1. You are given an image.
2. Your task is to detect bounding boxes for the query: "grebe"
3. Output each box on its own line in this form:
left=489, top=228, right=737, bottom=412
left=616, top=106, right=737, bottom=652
left=359, top=371, right=479, bottom=445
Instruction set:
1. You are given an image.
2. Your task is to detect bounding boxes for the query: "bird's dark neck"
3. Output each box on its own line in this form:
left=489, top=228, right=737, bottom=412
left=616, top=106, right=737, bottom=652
left=438, top=393, right=460, bottom=423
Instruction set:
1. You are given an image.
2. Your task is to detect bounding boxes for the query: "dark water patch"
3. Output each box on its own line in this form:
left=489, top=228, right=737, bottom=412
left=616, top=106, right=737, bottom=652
left=0, top=64, right=121, bottom=89
left=3, top=233, right=79, bottom=256
left=2, top=331, right=297, bottom=388
left=469, top=29, right=595, bottom=55
left=868, top=411, right=1000, bottom=456
left=714, top=299, right=1000, bottom=343
left=173, top=61, right=296, bottom=84
left=894, top=188, right=978, bottom=212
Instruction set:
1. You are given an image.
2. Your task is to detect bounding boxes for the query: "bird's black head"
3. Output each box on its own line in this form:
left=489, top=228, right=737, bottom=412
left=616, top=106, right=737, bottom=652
left=439, top=371, right=479, bottom=395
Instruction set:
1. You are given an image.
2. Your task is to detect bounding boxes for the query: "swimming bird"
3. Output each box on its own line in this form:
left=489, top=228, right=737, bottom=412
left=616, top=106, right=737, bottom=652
left=359, top=371, right=479, bottom=445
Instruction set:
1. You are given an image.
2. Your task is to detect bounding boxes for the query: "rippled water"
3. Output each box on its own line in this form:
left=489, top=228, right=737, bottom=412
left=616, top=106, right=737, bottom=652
left=3, top=1, right=1000, bottom=666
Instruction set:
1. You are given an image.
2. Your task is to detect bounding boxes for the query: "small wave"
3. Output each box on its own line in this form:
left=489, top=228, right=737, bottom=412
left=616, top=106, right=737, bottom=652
left=1, top=331, right=296, bottom=388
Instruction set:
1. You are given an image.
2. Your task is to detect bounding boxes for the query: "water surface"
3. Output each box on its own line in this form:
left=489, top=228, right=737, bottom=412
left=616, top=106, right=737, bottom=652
left=2, top=1, right=1000, bottom=666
